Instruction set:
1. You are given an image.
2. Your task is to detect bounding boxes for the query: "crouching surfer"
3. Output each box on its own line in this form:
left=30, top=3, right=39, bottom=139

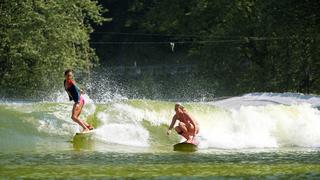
left=64, top=69, right=93, bottom=133
left=167, top=103, right=199, bottom=144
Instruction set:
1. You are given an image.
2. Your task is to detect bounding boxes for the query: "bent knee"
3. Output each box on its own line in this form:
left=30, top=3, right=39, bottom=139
left=71, top=116, right=78, bottom=121
left=175, top=126, right=183, bottom=134
left=178, top=122, right=186, bottom=127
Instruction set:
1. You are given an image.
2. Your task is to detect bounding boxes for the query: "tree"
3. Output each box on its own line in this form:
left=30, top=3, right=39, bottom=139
left=0, top=0, right=107, bottom=98
left=120, top=0, right=320, bottom=96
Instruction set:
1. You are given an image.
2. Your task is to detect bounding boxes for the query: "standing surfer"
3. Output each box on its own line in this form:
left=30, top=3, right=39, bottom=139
left=64, top=69, right=93, bottom=132
left=167, top=103, right=199, bottom=143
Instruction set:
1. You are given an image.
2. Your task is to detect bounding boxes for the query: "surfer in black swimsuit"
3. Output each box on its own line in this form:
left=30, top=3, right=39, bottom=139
left=64, top=69, right=93, bottom=132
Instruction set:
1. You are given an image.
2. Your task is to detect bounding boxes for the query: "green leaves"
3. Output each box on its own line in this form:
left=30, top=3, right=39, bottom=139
left=0, top=0, right=106, bottom=98
left=123, top=0, right=320, bottom=95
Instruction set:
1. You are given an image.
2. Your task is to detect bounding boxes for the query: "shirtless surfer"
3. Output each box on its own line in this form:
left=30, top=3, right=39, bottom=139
left=167, top=103, right=199, bottom=143
left=64, top=69, right=93, bottom=133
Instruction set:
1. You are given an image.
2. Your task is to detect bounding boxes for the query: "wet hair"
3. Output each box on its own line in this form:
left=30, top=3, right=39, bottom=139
left=175, top=103, right=183, bottom=108
left=64, top=69, right=73, bottom=76
left=175, top=103, right=186, bottom=111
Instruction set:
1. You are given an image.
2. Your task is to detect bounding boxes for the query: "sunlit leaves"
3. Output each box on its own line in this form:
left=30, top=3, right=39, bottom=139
left=0, top=0, right=106, bottom=97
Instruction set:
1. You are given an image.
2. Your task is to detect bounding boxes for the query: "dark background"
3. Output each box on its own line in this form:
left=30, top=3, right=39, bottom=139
left=1, top=0, right=319, bottom=100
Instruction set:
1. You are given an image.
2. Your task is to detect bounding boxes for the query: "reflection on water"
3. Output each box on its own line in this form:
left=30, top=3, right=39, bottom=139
left=2, top=149, right=320, bottom=179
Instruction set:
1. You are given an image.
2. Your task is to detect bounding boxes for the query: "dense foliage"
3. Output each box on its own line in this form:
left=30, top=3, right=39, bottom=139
left=0, top=0, right=106, bottom=97
left=93, top=0, right=319, bottom=97
left=1, top=0, right=319, bottom=99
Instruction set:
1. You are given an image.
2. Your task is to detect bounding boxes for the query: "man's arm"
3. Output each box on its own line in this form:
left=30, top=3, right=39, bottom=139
left=167, top=114, right=177, bottom=135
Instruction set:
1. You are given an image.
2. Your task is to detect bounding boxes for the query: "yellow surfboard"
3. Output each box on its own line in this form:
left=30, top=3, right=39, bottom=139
left=173, top=142, right=198, bottom=152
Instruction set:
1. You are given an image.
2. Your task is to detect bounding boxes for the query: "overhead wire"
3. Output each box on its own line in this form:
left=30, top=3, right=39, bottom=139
left=91, top=31, right=320, bottom=38
left=89, top=37, right=301, bottom=45
left=89, top=31, right=319, bottom=45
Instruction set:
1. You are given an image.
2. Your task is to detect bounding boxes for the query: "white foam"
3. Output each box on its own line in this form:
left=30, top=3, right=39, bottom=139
left=49, top=91, right=70, bottom=103
left=5, top=92, right=320, bottom=149
left=93, top=103, right=171, bottom=147
left=212, top=92, right=320, bottom=109
left=95, top=123, right=150, bottom=147
left=197, top=103, right=320, bottom=149
left=38, top=94, right=96, bottom=135
left=88, top=95, right=320, bottom=149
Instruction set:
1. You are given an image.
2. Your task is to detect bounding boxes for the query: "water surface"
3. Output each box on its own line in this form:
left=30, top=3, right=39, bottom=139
left=1, top=93, right=320, bottom=179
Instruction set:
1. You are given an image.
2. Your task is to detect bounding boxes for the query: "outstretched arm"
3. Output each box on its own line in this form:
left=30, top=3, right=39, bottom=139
left=167, top=115, right=177, bottom=135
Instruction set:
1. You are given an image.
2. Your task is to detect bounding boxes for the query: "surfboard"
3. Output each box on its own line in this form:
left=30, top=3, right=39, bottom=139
left=75, top=130, right=95, bottom=135
left=72, top=130, right=95, bottom=150
left=173, top=142, right=198, bottom=152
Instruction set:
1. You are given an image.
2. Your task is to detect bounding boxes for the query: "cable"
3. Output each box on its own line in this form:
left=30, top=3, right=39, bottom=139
left=91, top=31, right=270, bottom=38
left=89, top=37, right=297, bottom=45
left=91, top=31, right=209, bottom=38
left=91, top=31, right=320, bottom=39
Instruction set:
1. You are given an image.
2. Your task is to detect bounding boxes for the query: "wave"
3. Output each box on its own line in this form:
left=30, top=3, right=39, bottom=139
left=1, top=92, right=320, bottom=150
left=212, top=92, right=320, bottom=109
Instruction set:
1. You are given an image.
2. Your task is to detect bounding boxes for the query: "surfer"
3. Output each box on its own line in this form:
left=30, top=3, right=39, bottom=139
left=167, top=103, right=199, bottom=143
left=64, top=69, right=93, bottom=132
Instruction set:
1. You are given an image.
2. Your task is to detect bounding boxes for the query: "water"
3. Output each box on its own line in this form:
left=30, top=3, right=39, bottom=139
left=1, top=93, right=320, bottom=179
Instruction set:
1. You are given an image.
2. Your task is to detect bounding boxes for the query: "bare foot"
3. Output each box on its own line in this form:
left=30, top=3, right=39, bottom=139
left=81, top=128, right=91, bottom=133
left=186, top=135, right=199, bottom=144
left=86, top=124, right=94, bottom=130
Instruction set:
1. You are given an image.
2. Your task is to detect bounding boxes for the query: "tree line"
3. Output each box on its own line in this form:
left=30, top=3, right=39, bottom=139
left=92, top=0, right=320, bottom=97
left=1, top=0, right=319, bottom=99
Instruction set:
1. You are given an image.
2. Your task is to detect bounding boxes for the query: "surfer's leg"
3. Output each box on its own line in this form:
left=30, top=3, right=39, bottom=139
left=175, top=126, right=184, bottom=135
left=177, top=122, right=188, bottom=134
left=76, top=102, right=89, bottom=126
left=175, top=126, right=189, bottom=140
left=184, top=123, right=196, bottom=143
left=71, top=103, right=89, bottom=131
left=74, top=98, right=92, bottom=129
left=176, top=122, right=191, bottom=141
left=187, top=123, right=195, bottom=135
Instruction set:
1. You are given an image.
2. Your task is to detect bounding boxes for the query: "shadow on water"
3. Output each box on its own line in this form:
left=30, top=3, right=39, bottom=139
left=72, top=133, right=95, bottom=151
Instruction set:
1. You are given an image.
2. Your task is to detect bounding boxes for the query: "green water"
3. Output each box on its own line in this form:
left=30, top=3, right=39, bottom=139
left=2, top=150, right=320, bottom=179
left=1, top=97, right=320, bottom=179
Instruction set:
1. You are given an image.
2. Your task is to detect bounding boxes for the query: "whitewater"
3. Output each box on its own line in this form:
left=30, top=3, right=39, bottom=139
left=1, top=92, right=320, bottom=152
